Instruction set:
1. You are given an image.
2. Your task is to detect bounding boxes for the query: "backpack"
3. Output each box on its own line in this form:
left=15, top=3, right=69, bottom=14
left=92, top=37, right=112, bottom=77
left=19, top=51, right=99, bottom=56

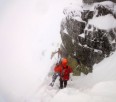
left=61, top=66, right=69, bottom=77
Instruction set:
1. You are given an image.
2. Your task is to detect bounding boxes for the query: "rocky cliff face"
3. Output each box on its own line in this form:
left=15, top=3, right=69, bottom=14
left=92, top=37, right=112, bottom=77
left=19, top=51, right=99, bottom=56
left=83, top=0, right=116, bottom=4
left=60, top=1, right=116, bottom=74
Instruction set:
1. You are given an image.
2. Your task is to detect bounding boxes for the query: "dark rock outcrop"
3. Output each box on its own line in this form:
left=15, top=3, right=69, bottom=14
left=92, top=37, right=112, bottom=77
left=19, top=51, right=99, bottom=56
left=83, top=0, right=116, bottom=4
left=60, top=1, right=116, bottom=75
left=95, top=4, right=113, bottom=17
left=81, top=10, right=94, bottom=22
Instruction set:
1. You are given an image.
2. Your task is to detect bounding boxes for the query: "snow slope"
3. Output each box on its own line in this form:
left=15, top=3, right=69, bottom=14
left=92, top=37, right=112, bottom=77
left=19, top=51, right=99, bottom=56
left=30, top=51, right=116, bottom=102
left=50, top=51, right=116, bottom=102
left=0, top=0, right=116, bottom=102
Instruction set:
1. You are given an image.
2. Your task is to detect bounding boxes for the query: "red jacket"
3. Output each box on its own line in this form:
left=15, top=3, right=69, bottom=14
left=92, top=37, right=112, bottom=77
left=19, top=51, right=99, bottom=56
left=54, top=64, right=72, bottom=80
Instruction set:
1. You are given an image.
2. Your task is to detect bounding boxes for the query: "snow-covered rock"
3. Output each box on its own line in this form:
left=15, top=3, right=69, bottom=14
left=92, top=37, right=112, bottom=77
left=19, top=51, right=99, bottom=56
left=83, top=0, right=116, bottom=4
left=60, top=1, right=116, bottom=72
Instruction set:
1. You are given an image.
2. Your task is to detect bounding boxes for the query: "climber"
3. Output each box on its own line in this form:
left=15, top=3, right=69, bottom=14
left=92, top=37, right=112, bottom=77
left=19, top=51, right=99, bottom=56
left=49, top=48, right=63, bottom=87
left=53, top=58, right=72, bottom=89
left=51, top=48, right=62, bottom=64
left=51, top=48, right=62, bottom=59
left=49, top=63, right=60, bottom=87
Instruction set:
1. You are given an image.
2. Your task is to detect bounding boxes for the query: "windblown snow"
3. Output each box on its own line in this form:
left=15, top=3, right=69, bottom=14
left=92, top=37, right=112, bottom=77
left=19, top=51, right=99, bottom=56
left=0, top=0, right=116, bottom=102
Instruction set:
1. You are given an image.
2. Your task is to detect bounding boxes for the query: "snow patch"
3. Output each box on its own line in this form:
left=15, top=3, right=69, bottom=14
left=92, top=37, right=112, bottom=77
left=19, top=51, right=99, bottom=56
left=63, top=28, right=68, bottom=34
left=88, top=14, right=116, bottom=30
left=79, top=33, right=85, bottom=38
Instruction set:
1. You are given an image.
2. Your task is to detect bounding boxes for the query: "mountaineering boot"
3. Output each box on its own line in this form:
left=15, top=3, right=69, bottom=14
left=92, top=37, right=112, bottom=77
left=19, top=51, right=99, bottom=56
left=59, top=87, right=63, bottom=89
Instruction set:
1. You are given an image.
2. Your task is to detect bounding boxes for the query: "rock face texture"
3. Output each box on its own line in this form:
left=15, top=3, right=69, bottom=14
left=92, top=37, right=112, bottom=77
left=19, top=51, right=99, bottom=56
left=60, top=1, right=116, bottom=74
left=83, top=0, right=116, bottom=4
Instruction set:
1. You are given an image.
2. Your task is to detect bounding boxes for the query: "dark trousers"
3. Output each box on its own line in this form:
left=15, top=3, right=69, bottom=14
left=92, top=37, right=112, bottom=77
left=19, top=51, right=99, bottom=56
left=59, top=78, right=67, bottom=89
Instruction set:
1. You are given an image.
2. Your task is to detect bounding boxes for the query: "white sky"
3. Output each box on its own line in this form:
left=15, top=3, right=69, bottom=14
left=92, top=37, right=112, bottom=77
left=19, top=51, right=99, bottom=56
left=0, top=0, right=82, bottom=102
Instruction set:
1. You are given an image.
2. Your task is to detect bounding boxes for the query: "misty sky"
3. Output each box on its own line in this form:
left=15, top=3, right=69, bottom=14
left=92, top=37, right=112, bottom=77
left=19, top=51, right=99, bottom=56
left=0, top=0, right=80, bottom=102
